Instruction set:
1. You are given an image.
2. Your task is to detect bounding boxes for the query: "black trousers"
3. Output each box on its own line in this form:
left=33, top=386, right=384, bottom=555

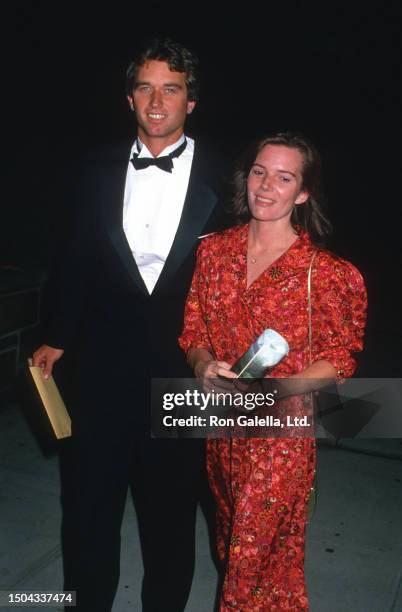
left=59, top=415, right=206, bottom=612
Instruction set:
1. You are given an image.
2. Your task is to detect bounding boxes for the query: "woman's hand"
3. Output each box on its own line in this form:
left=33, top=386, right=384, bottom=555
left=197, top=360, right=237, bottom=393
left=188, top=348, right=237, bottom=392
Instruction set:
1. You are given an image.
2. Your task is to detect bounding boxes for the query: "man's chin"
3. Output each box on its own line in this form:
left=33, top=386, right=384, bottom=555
left=142, top=127, right=170, bottom=139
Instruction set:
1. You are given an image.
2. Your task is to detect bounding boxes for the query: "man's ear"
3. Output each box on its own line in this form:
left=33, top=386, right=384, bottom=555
left=187, top=100, right=196, bottom=114
left=295, top=190, right=309, bottom=205
left=127, top=95, right=135, bottom=111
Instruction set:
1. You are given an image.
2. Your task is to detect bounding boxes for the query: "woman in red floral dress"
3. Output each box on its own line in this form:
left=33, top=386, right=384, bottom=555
left=179, top=132, right=367, bottom=611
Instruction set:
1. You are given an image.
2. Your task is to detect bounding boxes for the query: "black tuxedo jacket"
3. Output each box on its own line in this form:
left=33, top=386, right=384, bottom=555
left=45, top=142, right=228, bottom=421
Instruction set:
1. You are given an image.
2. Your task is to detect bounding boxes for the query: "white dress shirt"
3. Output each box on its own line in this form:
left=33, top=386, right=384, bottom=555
left=122, top=135, right=194, bottom=294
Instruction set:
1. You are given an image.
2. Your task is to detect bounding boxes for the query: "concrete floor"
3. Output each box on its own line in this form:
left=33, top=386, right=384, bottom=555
left=0, top=402, right=401, bottom=611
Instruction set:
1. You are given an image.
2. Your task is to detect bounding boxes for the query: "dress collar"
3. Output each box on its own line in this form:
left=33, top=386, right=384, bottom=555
left=239, top=223, right=317, bottom=286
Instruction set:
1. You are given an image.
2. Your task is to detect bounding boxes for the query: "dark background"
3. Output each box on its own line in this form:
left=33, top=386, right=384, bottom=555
left=1, top=1, right=401, bottom=374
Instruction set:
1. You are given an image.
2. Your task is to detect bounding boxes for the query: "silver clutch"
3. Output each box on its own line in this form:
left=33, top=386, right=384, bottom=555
left=231, top=329, right=289, bottom=378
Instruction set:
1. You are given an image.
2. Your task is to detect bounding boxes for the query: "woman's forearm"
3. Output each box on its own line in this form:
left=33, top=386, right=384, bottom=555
left=272, top=359, right=337, bottom=399
left=187, top=348, right=214, bottom=377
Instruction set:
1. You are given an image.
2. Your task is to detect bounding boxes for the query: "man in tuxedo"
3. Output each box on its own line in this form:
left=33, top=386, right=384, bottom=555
left=33, top=38, right=226, bottom=611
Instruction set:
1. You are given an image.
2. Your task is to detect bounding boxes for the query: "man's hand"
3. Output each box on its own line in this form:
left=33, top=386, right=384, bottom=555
left=32, top=345, right=64, bottom=379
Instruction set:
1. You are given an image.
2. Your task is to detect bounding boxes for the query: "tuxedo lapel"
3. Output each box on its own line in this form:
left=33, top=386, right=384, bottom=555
left=100, top=145, right=149, bottom=296
left=152, top=146, right=219, bottom=294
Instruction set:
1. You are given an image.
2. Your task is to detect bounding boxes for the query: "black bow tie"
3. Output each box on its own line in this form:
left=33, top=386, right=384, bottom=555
left=130, top=139, right=187, bottom=173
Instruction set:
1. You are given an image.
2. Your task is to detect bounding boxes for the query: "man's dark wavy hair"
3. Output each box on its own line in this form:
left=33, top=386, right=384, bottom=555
left=126, top=38, right=200, bottom=102
left=231, top=131, right=332, bottom=245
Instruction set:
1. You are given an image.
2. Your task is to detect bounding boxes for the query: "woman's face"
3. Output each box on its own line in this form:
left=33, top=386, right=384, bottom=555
left=247, top=144, right=308, bottom=224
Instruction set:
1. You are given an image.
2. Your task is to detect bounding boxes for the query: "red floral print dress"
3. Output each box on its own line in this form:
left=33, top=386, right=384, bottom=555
left=179, top=224, right=367, bottom=611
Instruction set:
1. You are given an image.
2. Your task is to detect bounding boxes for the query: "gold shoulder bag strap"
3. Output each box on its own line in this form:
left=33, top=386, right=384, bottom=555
left=307, top=250, right=318, bottom=366
left=307, top=250, right=318, bottom=521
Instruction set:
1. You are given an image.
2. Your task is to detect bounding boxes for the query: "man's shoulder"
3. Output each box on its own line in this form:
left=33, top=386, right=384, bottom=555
left=191, top=141, right=234, bottom=228
left=79, top=140, right=132, bottom=166
left=72, top=141, right=132, bottom=194
left=192, top=140, right=230, bottom=184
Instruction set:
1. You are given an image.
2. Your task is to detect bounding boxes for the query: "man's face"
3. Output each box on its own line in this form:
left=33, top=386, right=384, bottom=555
left=128, top=60, right=196, bottom=147
left=247, top=145, right=308, bottom=223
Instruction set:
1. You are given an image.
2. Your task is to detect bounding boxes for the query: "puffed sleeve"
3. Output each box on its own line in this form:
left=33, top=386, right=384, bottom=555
left=178, top=240, right=214, bottom=356
left=310, top=253, right=367, bottom=378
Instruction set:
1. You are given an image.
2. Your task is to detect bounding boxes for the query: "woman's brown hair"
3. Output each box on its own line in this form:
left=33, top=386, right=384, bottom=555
left=231, top=131, right=332, bottom=245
